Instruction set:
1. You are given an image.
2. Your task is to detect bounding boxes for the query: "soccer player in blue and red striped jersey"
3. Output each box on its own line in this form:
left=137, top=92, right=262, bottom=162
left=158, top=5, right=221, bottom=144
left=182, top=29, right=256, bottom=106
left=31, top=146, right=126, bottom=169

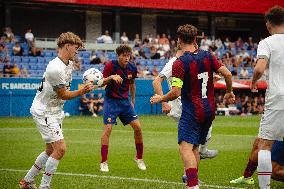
left=150, top=24, right=235, bottom=189
left=99, top=45, right=146, bottom=172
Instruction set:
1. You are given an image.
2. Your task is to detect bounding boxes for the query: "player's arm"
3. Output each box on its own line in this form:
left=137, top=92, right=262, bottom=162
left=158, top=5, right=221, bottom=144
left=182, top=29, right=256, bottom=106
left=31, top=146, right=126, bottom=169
left=152, top=75, right=171, bottom=113
left=217, top=66, right=235, bottom=104
left=150, top=77, right=181, bottom=103
left=129, top=79, right=136, bottom=106
left=100, top=62, right=122, bottom=86
left=55, top=85, right=94, bottom=100
left=150, top=59, right=183, bottom=104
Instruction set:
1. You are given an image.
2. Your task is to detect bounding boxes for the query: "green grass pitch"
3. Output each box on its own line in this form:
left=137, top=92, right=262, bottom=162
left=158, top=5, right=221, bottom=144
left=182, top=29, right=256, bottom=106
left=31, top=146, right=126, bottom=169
left=0, top=115, right=283, bottom=188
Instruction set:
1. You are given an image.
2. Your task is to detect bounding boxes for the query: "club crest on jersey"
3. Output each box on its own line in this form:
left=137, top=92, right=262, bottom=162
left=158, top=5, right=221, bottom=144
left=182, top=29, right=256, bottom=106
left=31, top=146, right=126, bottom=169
left=128, top=74, right=133, bottom=79
left=107, top=118, right=112, bottom=123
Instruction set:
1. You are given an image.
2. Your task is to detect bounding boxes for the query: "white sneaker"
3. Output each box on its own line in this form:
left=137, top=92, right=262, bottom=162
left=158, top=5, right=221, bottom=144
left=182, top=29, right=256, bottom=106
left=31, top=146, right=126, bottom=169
left=135, top=158, right=146, bottom=170
left=100, top=161, right=109, bottom=172
left=200, top=149, right=218, bottom=159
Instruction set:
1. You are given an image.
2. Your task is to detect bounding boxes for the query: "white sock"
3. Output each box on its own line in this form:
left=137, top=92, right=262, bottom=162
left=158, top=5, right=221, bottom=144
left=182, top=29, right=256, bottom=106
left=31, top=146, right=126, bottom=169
left=257, top=150, right=272, bottom=189
left=40, top=157, right=59, bottom=188
left=24, top=151, right=49, bottom=182
left=200, top=127, right=212, bottom=154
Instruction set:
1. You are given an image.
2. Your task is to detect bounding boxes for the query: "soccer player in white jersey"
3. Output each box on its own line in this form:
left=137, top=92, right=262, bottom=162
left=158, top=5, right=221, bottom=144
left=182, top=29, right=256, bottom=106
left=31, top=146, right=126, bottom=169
left=230, top=6, right=284, bottom=188
left=19, top=32, right=94, bottom=189
left=152, top=49, right=219, bottom=159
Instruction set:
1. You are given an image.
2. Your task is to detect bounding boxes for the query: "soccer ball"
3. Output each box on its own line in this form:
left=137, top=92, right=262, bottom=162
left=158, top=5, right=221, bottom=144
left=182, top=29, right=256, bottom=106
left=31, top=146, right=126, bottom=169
left=83, top=68, right=103, bottom=85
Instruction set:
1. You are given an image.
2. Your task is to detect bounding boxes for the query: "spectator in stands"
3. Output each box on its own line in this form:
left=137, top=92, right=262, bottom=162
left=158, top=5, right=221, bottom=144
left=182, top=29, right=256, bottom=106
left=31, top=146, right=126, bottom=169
left=0, top=43, right=9, bottom=63
left=231, top=66, right=238, bottom=77
left=3, top=27, right=15, bottom=42
left=25, top=28, right=35, bottom=47
left=99, top=50, right=109, bottom=64
left=11, top=63, right=20, bottom=77
left=142, top=66, right=151, bottom=78
left=80, top=94, right=91, bottom=115
left=239, top=67, right=249, bottom=79
left=133, top=34, right=142, bottom=46
left=136, top=63, right=143, bottom=78
left=97, top=30, right=113, bottom=44
left=159, top=33, right=169, bottom=45
left=73, top=57, right=82, bottom=71
left=120, top=32, right=129, bottom=44
left=29, top=45, right=42, bottom=56
left=12, top=42, right=23, bottom=56
left=200, top=36, right=212, bottom=51
left=3, top=62, right=13, bottom=77
left=150, top=46, right=160, bottom=59
left=90, top=50, right=102, bottom=64
left=20, top=67, right=30, bottom=78
left=151, top=65, right=159, bottom=77
left=94, top=93, right=104, bottom=115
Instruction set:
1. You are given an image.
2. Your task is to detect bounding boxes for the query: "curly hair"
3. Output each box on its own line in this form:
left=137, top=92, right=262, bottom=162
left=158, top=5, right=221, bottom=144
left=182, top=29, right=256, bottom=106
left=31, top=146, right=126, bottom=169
left=265, top=6, right=284, bottom=26
left=116, top=44, right=132, bottom=56
left=177, top=24, right=198, bottom=44
left=57, top=32, right=84, bottom=49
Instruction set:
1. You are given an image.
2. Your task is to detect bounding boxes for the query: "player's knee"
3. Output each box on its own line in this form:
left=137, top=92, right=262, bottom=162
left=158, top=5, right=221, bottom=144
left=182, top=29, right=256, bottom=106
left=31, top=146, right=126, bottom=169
left=55, top=144, right=66, bottom=158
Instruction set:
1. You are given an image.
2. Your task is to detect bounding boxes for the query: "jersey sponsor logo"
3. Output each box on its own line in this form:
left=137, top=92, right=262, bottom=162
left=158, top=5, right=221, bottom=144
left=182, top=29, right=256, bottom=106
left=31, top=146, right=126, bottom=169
left=107, top=118, right=112, bottom=123
left=128, top=74, right=133, bottom=79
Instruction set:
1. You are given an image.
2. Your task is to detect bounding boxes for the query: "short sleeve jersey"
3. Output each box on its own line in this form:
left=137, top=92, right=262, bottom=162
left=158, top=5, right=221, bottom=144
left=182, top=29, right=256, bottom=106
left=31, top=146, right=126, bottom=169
left=30, top=57, right=73, bottom=116
left=103, top=60, right=137, bottom=99
left=257, top=34, right=284, bottom=110
left=172, top=50, right=223, bottom=122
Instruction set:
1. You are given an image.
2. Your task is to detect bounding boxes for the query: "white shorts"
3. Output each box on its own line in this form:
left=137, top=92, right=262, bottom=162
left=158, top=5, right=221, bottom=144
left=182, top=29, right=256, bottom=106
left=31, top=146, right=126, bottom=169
left=33, top=114, right=64, bottom=143
left=258, top=109, right=284, bottom=141
left=167, top=98, right=182, bottom=122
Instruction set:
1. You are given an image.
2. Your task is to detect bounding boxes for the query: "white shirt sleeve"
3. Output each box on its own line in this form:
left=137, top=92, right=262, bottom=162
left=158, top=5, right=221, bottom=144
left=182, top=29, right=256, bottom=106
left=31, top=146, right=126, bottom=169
left=46, top=67, right=66, bottom=88
left=257, top=40, right=270, bottom=61
left=159, top=57, right=177, bottom=79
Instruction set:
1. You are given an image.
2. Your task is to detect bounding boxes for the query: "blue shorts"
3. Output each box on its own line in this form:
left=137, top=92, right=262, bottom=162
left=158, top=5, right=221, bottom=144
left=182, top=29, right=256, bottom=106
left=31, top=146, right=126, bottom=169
left=178, top=114, right=211, bottom=145
left=103, top=97, right=138, bottom=125
left=271, top=141, right=284, bottom=166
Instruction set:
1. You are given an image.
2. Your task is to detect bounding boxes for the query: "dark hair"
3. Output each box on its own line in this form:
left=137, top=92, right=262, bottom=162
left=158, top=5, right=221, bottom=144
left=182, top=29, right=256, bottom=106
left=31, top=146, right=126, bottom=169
left=177, top=24, right=198, bottom=44
left=116, top=45, right=132, bottom=55
left=265, top=6, right=284, bottom=26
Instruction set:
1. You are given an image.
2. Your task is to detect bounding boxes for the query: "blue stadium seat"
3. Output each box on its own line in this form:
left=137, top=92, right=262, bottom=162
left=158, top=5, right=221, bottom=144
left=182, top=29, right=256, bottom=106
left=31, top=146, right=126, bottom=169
left=82, top=51, right=91, bottom=58
left=83, top=58, right=90, bottom=64
left=29, top=64, right=37, bottom=70
left=44, top=51, right=53, bottom=57
left=29, top=57, right=37, bottom=63
left=52, top=51, right=58, bottom=57
left=45, top=57, right=53, bottom=63
left=21, top=57, right=29, bottom=63
left=12, top=56, right=21, bottom=64
left=37, top=57, right=45, bottom=64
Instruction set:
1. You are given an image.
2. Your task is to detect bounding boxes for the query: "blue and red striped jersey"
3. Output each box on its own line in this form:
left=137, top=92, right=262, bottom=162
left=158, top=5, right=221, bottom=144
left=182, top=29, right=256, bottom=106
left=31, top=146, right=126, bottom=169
left=172, top=50, right=223, bottom=122
left=103, top=60, right=137, bottom=99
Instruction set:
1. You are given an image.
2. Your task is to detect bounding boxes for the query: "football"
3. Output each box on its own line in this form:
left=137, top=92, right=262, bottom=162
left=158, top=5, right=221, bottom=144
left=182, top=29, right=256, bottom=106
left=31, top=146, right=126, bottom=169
left=82, top=68, right=103, bottom=85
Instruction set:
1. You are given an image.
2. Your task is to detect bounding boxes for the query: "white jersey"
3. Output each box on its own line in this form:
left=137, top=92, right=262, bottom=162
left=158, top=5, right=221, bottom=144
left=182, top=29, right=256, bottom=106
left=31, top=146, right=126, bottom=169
left=257, top=34, right=284, bottom=110
left=30, top=57, right=74, bottom=116
left=159, top=57, right=177, bottom=90
left=159, top=57, right=181, bottom=121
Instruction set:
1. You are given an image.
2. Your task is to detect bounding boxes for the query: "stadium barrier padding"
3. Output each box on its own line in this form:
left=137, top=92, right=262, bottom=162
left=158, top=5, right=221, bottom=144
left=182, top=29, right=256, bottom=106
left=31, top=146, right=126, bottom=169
left=0, top=78, right=168, bottom=116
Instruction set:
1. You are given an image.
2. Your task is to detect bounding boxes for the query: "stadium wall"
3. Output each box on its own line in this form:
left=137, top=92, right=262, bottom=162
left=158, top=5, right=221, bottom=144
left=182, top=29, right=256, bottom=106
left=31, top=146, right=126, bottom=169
left=0, top=78, right=166, bottom=116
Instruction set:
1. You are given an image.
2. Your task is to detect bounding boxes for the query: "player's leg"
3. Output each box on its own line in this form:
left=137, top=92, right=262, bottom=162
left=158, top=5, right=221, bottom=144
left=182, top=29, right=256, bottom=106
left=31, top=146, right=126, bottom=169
left=100, top=123, right=112, bottom=164
left=20, top=143, right=52, bottom=189
left=129, top=119, right=146, bottom=170
left=39, top=139, right=66, bottom=189
left=271, top=141, right=284, bottom=182
left=257, top=139, right=274, bottom=189
left=271, top=162, right=284, bottom=182
left=199, top=126, right=218, bottom=159
left=257, top=109, right=284, bottom=189
left=179, top=142, right=199, bottom=189
left=230, top=138, right=259, bottom=184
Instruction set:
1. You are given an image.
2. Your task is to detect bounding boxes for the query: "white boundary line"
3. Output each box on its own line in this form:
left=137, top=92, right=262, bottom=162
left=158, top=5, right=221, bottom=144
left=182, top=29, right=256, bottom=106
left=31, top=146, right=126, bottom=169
left=0, top=127, right=255, bottom=137
left=0, top=168, right=246, bottom=189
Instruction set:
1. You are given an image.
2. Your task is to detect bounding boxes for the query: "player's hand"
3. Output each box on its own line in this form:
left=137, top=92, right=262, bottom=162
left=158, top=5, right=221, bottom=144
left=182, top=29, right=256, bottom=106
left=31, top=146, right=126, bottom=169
left=251, top=82, right=258, bottom=93
left=213, top=74, right=221, bottom=83
left=162, top=102, right=171, bottom=114
left=224, top=92, right=235, bottom=104
left=112, top=74, right=123, bottom=84
left=81, top=84, right=95, bottom=94
left=150, top=94, right=162, bottom=104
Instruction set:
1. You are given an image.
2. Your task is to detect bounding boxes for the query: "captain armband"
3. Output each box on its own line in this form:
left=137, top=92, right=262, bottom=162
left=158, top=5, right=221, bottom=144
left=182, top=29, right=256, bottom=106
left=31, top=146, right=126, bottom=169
left=171, top=77, right=183, bottom=88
